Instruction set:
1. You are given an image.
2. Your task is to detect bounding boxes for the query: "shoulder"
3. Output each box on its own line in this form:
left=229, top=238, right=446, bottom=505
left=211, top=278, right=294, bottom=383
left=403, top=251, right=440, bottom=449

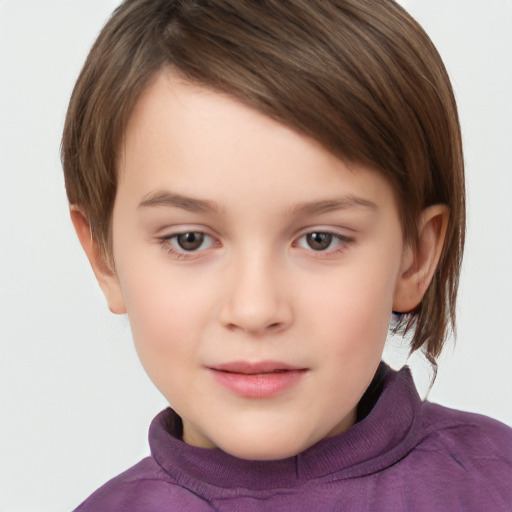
left=419, top=401, right=512, bottom=462
left=406, top=402, right=512, bottom=508
left=372, top=398, right=512, bottom=511
left=73, top=457, right=214, bottom=512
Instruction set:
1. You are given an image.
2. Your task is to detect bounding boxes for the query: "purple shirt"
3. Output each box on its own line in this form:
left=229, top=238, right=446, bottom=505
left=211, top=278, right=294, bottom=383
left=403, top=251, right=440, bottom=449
left=74, top=365, right=512, bottom=511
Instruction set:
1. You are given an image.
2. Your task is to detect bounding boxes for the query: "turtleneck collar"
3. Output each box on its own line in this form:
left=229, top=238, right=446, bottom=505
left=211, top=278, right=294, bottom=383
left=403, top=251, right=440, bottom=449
left=149, top=363, right=423, bottom=497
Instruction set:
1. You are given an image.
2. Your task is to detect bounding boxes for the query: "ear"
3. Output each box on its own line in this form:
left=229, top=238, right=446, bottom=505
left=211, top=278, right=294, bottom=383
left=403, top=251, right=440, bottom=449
left=70, top=207, right=126, bottom=314
left=393, top=205, right=449, bottom=313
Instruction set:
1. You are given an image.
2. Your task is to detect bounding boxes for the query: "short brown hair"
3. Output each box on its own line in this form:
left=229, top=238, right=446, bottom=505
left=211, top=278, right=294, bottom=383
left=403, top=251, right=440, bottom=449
left=62, top=0, right=465, bottom=362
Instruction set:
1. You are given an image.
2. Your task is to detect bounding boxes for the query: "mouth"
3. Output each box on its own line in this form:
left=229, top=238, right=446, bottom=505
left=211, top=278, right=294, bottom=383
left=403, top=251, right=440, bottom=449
left=207, top=361, right=308, bottom=398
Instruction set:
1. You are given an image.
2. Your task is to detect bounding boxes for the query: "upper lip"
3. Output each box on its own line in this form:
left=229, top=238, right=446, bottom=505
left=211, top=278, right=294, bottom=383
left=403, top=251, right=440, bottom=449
left=208, top=361, right=306, bottom=374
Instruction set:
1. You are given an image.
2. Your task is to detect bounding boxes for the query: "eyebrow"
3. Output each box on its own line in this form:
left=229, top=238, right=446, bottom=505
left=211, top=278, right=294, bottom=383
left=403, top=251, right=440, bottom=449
left=138, top=191, right=221, bottom=214
left=289, top=195, right=378, bottom=215
left=138, top=191, right=377, bottom=216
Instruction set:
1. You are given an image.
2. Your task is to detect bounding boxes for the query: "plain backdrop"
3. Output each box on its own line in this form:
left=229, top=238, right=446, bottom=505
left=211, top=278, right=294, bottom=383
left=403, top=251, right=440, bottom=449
left=0, top=1, right=511, bottom=510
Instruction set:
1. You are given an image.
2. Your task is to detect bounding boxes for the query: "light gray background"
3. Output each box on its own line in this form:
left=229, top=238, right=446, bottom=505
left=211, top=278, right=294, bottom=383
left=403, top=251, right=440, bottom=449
left=0, top=1, right=511, bottom=511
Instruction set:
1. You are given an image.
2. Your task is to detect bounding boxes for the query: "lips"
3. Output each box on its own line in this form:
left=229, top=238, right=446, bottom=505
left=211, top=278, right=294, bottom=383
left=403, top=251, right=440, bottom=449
left=207, top=361, right=307, bottom=398
left=211, top=361, right=303, bottom=374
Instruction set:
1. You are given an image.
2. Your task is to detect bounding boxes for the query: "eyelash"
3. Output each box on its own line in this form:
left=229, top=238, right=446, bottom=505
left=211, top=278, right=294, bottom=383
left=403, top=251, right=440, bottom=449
left=158, top=231, right=218, bottom=259
left=157, top=230, right=354, bottom=260
left=294, top=231, right=354, bottom=257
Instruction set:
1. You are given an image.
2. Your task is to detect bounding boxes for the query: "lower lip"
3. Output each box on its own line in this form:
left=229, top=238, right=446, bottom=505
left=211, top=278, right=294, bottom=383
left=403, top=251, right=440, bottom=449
left=209, top=369, right=306, bottom=398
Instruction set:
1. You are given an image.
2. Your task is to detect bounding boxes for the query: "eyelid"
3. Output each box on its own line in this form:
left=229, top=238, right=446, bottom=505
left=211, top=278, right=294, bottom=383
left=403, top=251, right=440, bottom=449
left=293, top=225, right=354, bottom=241
left=157, top=226, right=221, bottom=258
left=156, top=223, right=218, bottom=241
left=171, top=232, right=215, bottom=250
left=292, top=227, right=355, bottom=255
left=294, top=232, right=349, bottom=248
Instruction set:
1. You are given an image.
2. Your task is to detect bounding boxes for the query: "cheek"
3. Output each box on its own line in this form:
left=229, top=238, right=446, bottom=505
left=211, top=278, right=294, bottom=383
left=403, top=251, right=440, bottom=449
left=304, top=254, right=399, bottom=357
left=120, top=256, right=212, bottom=331
left=117, top=263, right=215, bottom=388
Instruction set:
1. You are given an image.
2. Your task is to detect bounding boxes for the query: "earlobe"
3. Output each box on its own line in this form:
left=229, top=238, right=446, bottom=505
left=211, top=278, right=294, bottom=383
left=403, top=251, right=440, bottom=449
left=393, top=205, right=449, bottom=313
left=70, top=207, right=127, bottom=314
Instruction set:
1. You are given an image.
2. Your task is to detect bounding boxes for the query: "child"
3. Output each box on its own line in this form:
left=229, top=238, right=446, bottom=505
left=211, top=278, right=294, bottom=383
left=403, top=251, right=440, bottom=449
left=62, top=0, right=512, bottom=510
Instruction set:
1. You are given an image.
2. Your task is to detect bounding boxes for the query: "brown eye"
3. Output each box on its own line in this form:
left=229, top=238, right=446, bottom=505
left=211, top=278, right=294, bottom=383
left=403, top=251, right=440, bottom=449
left=306, top=232, right=333, bottom=251
left=176, top=232, right=205, bottom=251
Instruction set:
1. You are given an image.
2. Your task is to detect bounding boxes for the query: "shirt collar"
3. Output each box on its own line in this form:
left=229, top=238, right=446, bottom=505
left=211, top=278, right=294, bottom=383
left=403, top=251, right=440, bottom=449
left=149, top=363, right=423, bottom=495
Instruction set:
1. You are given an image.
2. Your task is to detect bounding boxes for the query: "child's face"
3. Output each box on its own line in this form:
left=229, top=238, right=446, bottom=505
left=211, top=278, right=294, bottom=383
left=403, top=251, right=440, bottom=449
left=109, top=71, right=409, bottom=460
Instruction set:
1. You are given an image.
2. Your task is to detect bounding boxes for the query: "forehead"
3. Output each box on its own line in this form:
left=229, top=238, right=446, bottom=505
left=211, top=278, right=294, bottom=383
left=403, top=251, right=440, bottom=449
left=118, top=70, right=397, bottom=217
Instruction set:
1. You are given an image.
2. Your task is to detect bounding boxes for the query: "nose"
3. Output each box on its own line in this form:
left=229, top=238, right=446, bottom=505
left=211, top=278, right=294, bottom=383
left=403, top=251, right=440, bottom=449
left=218, top=251, right=293, bottom=336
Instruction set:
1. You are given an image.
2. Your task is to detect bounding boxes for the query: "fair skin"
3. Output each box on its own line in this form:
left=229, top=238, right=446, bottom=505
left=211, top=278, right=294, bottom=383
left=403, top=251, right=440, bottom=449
left=72, top=70, right=448, bottom=460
